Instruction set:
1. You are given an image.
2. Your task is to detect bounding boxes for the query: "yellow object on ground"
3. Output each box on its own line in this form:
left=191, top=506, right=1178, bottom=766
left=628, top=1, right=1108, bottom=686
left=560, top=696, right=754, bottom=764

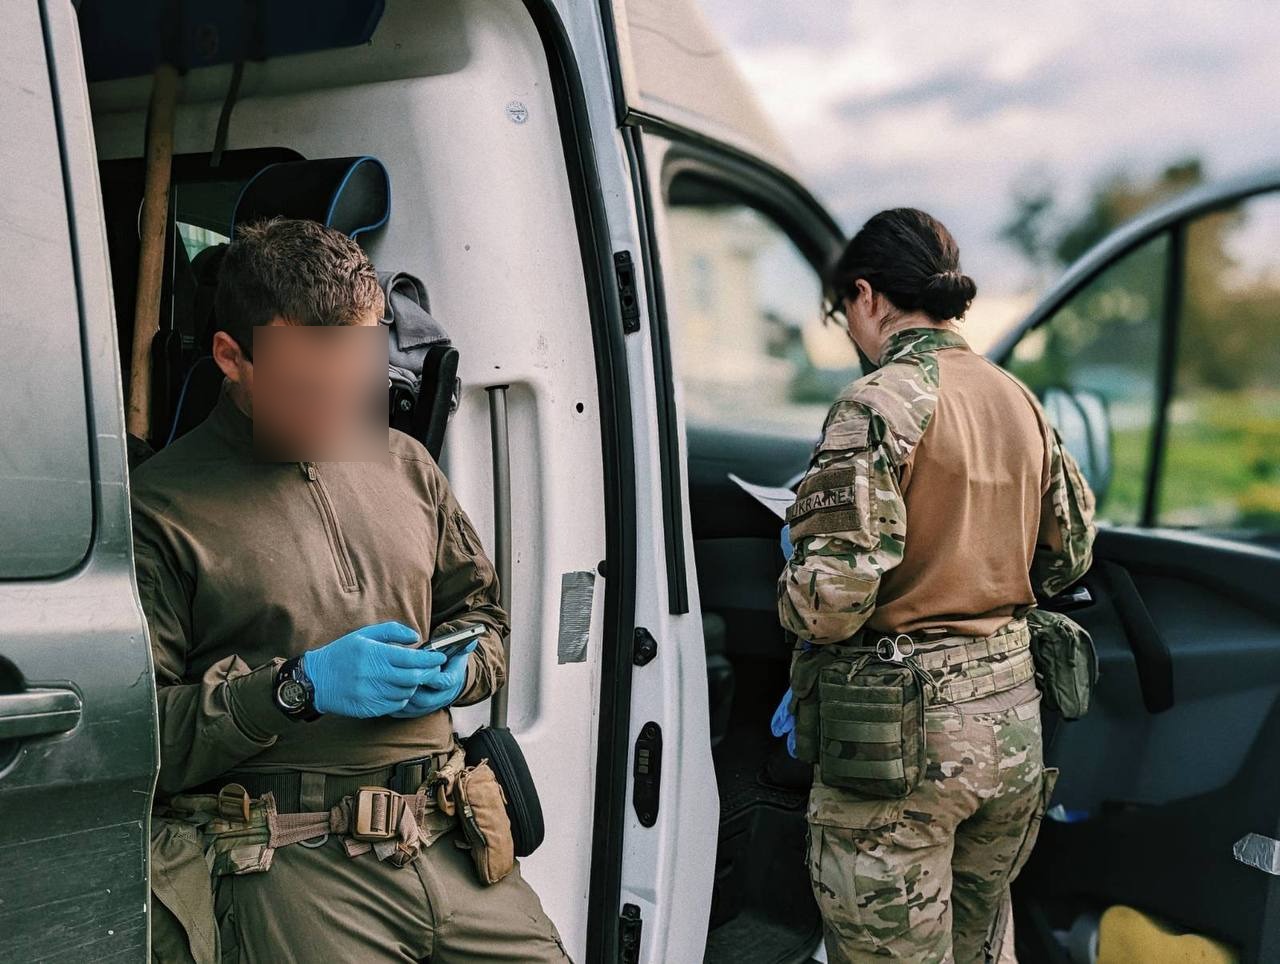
left=1097, top=905, right=1237, bottom=964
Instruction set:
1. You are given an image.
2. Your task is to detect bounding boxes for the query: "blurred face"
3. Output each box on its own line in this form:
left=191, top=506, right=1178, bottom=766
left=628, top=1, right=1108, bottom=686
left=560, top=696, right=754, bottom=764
left=212, top=315, right=387, bottom=461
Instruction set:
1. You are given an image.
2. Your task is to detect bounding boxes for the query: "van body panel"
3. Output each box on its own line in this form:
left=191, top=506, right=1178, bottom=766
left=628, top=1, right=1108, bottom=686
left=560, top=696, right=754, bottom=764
left=0, top=1, right=158, bottom=958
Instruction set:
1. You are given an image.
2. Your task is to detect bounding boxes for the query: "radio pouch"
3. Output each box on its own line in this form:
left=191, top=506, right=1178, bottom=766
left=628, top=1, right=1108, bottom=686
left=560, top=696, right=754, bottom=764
left=463, top=725, right=545, bottom=857
left=1026, top=607, right=1098, bottom=720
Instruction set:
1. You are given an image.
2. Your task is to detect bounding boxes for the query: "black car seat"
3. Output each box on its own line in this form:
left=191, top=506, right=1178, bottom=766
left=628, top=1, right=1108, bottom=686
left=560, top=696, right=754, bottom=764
left=164, top=155, right=460, bottom=460
left=164, top=243, right=228, bottom=444
left=148, top=217, right=199, bottom=450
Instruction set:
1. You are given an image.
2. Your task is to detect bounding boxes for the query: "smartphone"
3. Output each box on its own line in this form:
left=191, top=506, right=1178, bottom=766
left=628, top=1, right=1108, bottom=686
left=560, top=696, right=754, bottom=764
left=425, top=623, right=486, bottom=660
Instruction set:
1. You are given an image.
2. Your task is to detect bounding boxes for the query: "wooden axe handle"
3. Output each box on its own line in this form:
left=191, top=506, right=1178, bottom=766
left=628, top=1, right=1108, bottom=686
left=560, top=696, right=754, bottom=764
left=126, top=63, right=180, bottom=441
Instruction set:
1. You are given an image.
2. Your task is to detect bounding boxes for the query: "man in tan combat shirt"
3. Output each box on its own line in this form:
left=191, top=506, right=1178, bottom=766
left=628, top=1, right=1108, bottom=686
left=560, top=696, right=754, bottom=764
left=778, top=209, right=1096, bottom=963
left=132, top=218, right=568, bottom=962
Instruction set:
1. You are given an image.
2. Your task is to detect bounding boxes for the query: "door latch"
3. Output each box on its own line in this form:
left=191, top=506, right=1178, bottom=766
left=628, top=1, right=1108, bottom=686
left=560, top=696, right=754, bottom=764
left=613, top=251, right=641, bottom=334
left=632, top=721, right=662, bottom=827
left=619, top=902, right=643, bottom=963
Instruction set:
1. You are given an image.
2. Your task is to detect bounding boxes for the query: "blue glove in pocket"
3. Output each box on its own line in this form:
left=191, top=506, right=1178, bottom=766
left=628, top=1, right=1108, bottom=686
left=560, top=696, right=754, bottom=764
left=771, top=687, right=799, bottom=759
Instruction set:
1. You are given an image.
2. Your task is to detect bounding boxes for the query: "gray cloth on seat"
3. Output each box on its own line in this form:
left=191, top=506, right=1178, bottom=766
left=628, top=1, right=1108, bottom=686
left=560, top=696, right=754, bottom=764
left=379, top=270, right=450, bottom=399
left=379, top=270, right=449, bottom=358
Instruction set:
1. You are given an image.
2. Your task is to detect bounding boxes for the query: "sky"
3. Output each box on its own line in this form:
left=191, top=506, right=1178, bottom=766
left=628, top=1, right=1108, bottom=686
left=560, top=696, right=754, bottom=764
left=697, top=0, right=1280, bottom=343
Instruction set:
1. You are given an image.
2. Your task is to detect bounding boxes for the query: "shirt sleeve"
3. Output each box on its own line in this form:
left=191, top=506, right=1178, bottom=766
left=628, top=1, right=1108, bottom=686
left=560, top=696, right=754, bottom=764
left=1031, top=428, right=1097, bottom=598
left=133, top=511, right=290, bottom=797
left=777, top=402, right=908, bottom=645
left=428, top=477, right=510, bottom=707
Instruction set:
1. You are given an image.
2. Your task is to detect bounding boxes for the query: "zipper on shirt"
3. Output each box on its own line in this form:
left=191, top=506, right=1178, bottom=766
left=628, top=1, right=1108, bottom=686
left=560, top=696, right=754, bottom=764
left=299, top=461, right=359, bottom=592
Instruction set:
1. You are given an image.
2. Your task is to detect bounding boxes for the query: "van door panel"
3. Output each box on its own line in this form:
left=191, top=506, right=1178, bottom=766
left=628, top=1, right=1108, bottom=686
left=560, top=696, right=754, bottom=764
left=0, top=2, right=157, bottom=958
left=1018, top=530, right=1280, bottom=960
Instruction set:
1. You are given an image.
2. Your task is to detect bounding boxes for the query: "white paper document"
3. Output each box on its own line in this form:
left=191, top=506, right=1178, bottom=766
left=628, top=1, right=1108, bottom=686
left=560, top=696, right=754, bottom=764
left=728, top=472, right=797, bottom=521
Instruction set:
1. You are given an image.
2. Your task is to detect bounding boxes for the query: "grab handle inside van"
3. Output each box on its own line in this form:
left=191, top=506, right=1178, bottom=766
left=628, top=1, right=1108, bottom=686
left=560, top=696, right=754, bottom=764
left=487, top=385, right=513, bottom=729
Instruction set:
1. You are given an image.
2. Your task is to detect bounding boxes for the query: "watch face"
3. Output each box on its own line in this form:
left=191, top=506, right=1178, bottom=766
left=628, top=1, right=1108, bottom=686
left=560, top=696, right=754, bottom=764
left=278, top=678, right=308, bottom=711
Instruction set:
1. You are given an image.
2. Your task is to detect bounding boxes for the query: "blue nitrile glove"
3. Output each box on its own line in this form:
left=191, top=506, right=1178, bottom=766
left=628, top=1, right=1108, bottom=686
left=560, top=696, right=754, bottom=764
left=302, top=621, right=445, bottom=718
left=780, top=522, right=794, bottom=561
left=771, top=634, right=815, bottom=759
left=771, top=688, right=798, bottom=758
left=389, top=640, right=479, bottom=719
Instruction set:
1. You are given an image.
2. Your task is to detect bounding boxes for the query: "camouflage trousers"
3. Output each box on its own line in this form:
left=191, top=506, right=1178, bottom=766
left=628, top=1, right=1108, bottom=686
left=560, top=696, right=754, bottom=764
left=807, top=684, right=1057, bottom=963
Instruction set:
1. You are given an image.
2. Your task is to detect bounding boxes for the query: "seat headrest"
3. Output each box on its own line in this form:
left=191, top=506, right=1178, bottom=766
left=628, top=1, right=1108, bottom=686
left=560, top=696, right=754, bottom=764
left=232, top=156, right=390, bottom=240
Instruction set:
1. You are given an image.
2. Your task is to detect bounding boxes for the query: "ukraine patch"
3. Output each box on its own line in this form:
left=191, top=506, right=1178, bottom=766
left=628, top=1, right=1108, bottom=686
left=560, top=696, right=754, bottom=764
left=786, top=465, right=865, bottom=538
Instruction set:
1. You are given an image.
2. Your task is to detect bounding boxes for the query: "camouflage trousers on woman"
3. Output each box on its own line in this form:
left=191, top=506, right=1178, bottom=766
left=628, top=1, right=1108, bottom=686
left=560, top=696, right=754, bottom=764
left=807, top=682, right=1057, bottom=963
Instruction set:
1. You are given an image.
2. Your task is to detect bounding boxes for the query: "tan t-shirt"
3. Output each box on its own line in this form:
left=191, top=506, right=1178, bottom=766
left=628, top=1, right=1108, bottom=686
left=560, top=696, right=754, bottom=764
left=871, top=346, right=1052, bottom=637
left=780, top=327, right=1095, bottom=648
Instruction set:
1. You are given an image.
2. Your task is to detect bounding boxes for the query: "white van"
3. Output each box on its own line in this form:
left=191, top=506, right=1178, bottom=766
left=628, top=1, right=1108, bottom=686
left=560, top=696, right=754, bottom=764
left=4, top=2, right=1280, bottom=962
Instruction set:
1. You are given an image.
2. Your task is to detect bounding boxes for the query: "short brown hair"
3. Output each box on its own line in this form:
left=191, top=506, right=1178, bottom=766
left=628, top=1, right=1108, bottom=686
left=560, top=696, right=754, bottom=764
left=214, top=217, right=384, bottom=354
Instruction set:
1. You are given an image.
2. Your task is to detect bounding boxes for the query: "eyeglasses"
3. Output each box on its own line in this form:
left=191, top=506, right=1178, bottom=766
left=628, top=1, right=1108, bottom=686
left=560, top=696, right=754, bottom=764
left=822, top=297, right=847, bottom=328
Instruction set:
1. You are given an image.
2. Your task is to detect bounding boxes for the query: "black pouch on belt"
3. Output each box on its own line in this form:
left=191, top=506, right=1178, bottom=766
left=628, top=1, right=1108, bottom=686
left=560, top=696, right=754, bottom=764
left=1026, top=607, right=1098, bottom=720
left=818, top=655, right=931, bottom=799
left=463, top=725, right=544, bottom=858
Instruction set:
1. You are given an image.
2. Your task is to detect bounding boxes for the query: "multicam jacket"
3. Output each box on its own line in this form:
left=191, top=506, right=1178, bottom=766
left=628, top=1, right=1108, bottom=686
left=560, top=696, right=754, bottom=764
left=778, top=327, right=1096, bottom=645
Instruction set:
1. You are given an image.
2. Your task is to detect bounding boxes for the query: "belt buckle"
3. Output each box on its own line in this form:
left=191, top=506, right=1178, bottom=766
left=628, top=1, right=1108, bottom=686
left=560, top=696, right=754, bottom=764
left=216, top=782, right=252, bottom=823
left=351, top=786, right=403, bottom=841
left=876, top=634, right=916, bottom=663
left=389, top=754, right=438, bottom=795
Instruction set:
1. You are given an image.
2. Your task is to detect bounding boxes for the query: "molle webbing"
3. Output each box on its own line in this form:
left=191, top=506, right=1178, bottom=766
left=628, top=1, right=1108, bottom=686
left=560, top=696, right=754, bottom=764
left=816, top=657, right=928, bottom=797
left=905, top=619, right=1034, bottom=703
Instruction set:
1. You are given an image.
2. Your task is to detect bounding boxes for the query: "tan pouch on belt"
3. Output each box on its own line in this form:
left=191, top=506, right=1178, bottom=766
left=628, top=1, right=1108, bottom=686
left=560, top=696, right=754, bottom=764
left=454, top=759, right=515, bottom=884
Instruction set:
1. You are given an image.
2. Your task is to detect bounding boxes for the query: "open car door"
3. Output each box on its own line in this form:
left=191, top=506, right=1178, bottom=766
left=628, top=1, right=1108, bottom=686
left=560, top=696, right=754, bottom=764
left=995, top=170, right=1280, bottom=963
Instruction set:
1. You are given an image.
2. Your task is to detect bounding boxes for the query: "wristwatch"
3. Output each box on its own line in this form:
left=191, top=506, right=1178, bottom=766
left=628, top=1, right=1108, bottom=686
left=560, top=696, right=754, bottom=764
left=274, top=655, right=321, bottom=722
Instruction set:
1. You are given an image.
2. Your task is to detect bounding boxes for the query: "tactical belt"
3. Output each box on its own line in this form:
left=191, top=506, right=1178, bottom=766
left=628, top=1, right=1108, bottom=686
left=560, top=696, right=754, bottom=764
left=855, top=618, right=1035, bottom=704
left=194, top=751, right=447, bottom=813
left=265, top=785, right=442, bottom=866
left=173, top=748, right=465, bottom=872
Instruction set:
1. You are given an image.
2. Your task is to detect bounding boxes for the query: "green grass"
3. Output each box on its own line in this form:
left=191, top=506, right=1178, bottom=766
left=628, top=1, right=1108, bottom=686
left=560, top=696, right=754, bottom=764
left=1101, top=391, right=1280, bottom=531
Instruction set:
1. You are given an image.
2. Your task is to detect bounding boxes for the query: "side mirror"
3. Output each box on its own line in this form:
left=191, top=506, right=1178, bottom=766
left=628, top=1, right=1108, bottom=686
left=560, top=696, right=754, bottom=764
left=1042, top=386, right=1113, bottom=502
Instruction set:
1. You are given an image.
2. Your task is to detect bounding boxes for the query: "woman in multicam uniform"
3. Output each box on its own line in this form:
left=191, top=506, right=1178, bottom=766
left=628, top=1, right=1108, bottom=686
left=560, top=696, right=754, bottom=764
left=778, top=209, right=1096, bottom=963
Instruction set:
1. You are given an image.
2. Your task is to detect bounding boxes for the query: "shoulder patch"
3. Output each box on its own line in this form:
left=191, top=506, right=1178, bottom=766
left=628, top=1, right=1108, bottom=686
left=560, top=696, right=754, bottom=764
left=837, top=356, right=940, bottom=457
left=786, top=461, right=868, bottom=539
left=818, top=412, right=870, bottom=453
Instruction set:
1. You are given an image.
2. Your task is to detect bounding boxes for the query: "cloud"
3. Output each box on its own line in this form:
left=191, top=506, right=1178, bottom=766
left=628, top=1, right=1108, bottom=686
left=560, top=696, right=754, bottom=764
left=696, top=1, right=1280, bottom=297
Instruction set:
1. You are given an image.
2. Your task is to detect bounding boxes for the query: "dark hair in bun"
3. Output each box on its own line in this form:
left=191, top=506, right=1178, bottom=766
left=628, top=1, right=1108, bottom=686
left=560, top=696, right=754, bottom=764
left=827, top=208, right=976, bottom=322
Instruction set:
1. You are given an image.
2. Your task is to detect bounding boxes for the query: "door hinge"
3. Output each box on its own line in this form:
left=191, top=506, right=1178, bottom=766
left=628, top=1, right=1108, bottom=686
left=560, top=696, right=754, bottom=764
left=613, top=251, right=641, bottom=334
left=632, top=627, right=657, bottom=666
left=619, top=902, right=643, bottom=963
